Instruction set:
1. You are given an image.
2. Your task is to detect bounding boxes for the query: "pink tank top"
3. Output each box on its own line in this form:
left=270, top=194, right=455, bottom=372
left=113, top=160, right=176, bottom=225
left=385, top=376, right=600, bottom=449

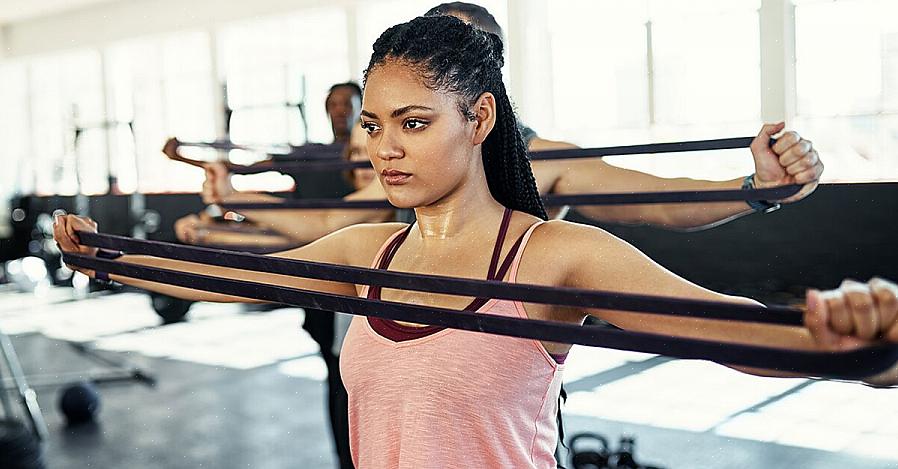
left=340, top=212, right=564, bottom=468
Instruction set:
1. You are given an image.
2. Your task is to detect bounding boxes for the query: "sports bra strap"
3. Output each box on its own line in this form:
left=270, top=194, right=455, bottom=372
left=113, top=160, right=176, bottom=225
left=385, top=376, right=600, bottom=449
left=486, top=208, right=513, bottom=281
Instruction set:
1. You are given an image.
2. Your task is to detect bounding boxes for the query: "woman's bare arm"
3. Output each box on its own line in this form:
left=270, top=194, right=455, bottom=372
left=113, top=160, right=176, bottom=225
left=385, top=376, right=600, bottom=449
left=54, top=214, right=404, bottom=304
left=538, top=220, right=898, bottom=383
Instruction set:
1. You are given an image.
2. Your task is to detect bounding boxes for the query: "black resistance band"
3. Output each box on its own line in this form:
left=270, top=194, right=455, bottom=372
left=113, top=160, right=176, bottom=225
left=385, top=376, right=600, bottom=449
left=62, top=234, right=898, bottom=380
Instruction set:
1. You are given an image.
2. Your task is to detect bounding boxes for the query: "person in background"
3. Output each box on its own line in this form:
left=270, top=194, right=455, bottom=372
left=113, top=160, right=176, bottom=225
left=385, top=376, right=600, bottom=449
left=326, top=82, right=363, bottom=145
left=171, top=81, right=367, bottom=469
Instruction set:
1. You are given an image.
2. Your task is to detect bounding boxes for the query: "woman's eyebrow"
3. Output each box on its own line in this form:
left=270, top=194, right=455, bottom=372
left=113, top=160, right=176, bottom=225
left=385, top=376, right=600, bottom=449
left=360, top=105, right=435, bottom=120
left=390, top=105, right=434, bottom=118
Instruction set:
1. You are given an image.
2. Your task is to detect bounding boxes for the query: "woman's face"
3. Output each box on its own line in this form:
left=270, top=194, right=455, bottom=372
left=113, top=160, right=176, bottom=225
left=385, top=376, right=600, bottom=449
left=348, top=124, right=376, bottom=189
left=360, top=61, right=479, bottom=209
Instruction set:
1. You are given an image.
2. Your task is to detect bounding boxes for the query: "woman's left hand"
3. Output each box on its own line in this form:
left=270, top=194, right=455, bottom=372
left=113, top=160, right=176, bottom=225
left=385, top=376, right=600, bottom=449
left=805, top=278, right=898, bottom=347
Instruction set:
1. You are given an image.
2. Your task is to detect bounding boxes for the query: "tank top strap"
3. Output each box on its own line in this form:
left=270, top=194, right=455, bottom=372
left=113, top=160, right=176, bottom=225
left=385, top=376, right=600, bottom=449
left=504, top=220, right=546, bottom=283
left=376, top=225, right=413, bottom=269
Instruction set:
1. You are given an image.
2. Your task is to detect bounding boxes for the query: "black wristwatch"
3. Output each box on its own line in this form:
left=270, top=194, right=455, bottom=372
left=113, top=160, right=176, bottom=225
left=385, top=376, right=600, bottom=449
left=742, top=174, right=781, bottom=213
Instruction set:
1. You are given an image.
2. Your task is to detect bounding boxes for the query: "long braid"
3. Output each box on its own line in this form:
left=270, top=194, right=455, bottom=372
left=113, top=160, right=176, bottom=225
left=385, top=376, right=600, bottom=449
left=365, top=15, right=548, bottom=220
left=481, top=84, right=547, bottom=220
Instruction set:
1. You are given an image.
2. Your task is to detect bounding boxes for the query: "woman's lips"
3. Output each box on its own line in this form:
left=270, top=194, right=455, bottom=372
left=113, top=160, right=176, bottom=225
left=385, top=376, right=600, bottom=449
left=381, top=169, right=412, bottom=185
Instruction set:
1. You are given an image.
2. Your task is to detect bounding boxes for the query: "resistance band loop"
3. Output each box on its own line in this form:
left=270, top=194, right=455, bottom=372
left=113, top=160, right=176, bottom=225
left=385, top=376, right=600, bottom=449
left=62, top=250, right=898, bottom=380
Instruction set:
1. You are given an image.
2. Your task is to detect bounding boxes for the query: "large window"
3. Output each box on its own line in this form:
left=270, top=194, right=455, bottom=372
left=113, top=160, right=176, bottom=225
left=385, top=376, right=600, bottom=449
left=28, top=51, right=106, bottom=195
left=794, top=0, right=898, bottom=182
left=105, top=31, right=217, bottom=193
left=0, top=62, right=30, bottom=236
left=544, top=0, right=762, bottom=181
left=0, top=63, right=30, bottom=193
left=219, top=7, right=350, bottom=147
left=546, top=0, right=649, bottom=144
left=651, top=1, right=761, bottom=134
left=217, top=8, right=352, bottom=191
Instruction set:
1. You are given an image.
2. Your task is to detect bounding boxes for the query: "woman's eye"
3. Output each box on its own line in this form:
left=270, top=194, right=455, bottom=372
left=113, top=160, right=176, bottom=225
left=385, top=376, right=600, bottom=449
left=360, top=122, right=379, bottom=134
left=403, top=119, right=428, bottom=130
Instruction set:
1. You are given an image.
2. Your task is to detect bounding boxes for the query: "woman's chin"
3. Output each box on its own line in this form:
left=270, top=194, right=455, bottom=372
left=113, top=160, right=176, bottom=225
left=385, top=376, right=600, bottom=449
left=384, top=187, right=429, bottom=209
left=385, top=195, right=420, bottom=209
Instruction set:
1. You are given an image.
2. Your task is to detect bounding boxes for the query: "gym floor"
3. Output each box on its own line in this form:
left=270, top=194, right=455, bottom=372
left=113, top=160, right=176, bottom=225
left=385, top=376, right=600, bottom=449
left=2, top=288, right=897, bottom=469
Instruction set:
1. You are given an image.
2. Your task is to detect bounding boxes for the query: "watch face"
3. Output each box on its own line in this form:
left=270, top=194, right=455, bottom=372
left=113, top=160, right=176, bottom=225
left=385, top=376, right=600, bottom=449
left=763, top=203, right=782, bottom=214
left=742, top=174, right=780, bottom=213
left=747, top=198, right=780, bottom=213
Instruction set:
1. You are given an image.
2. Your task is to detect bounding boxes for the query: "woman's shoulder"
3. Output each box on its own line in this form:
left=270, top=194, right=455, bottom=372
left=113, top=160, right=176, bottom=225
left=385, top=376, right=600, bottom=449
left=333, top=222, right=410, bottom=265
left=274, top=222, right=409, bottom=268
left=335, top=221, right=409, bottom=244
left=528, top=219, right=619, bottom=247
left=339, top=221, right=408, bottom=238
left=521, top=219, right=627, bottom=276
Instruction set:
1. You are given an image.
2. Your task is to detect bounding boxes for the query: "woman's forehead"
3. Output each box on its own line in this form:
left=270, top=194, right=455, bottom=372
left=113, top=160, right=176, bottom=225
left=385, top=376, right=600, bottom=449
left=362, top=62, right=450, bottom=114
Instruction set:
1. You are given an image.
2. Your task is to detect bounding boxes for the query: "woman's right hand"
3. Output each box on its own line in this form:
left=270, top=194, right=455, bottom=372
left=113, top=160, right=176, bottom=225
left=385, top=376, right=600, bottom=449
left=805, top=278, right=898, bottom=347
left=201, top=162, right=235, bottom=205
left=53, top=214, right=99, bottom=276
left=805, top=278, right=898, bottom=386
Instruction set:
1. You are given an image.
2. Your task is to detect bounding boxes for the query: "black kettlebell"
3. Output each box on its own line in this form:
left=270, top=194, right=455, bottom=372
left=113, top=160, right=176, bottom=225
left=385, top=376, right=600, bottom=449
left=609, top=435, right=666, bottom=469
left=569, top=432, right=611, bottom=469
left=58, top=381, right=101, bottom=425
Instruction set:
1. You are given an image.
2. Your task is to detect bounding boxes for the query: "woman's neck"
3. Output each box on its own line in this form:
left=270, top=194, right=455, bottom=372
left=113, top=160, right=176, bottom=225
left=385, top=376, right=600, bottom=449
left=412, top=167, right=506, bottom=242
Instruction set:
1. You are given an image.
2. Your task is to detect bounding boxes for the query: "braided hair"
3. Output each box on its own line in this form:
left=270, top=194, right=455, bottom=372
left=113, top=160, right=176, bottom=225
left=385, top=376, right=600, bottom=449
left=364, top=15, right=547, bottom=220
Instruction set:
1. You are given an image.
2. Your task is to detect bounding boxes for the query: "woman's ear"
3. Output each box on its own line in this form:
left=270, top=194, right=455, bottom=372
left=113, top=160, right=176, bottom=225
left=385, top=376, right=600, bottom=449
left=471, top=92, right=497, bottom=146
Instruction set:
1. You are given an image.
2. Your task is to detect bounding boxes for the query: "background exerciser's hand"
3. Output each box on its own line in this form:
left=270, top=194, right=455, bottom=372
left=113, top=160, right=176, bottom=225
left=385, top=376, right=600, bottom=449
left=750, top=122, right=824, bottom=204
left=201, top=162, right=235, bottom=205
left=174, top=213, right=209, bottom=245
left=52, top=214, right=99, bottom=277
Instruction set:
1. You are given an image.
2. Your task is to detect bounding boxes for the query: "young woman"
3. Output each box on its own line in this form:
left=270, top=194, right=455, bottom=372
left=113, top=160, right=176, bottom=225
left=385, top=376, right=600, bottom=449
left=55, top=16, right=897, bottom=468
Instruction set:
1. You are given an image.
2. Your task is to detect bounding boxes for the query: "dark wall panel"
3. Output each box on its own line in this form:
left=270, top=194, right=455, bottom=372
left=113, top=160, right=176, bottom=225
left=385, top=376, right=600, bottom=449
left=573, top=182, right=898, bottom=302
